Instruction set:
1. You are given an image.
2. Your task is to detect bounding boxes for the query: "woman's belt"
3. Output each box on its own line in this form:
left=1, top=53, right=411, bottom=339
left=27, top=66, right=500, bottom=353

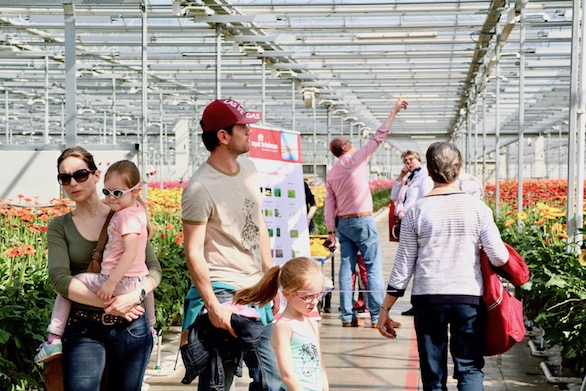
left=71, top=308, right=129, bottom=326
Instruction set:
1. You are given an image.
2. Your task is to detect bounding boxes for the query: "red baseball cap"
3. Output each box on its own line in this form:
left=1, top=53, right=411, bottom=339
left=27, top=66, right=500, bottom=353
left=200, top=99, right=262, bottom=132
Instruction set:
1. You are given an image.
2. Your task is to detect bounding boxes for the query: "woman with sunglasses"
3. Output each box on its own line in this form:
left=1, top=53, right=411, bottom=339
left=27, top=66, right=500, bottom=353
left=233, top=257, right=329, bottom=391
left=39, top=147, right=161, bottom=391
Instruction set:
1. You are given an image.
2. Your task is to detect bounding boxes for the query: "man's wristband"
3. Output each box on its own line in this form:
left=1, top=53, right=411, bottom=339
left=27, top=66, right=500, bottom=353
left=328, top=231, right=335, bottom=234
left=380, top=305, right=391, bottom=312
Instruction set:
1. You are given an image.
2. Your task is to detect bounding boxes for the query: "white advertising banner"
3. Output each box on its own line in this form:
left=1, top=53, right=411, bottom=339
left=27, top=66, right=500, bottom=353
left=249, top=126, right=310, bottom=266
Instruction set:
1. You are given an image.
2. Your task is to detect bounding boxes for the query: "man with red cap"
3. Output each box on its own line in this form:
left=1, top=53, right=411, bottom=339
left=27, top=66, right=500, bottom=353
left=181, top=99, right=281, bottom=390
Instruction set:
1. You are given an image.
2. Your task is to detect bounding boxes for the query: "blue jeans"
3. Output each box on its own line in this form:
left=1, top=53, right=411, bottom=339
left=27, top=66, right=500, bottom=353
left=62, top=313, right=153, bottom=391
left=414, top=303, right=485, bottom=391
left=336, top=215, right=384, bottom=323
left=197, top=291, right=282, bottom=391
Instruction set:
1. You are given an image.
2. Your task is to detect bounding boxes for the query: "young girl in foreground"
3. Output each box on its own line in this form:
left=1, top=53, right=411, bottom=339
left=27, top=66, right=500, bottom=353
left=35, top=160, right=156, bottom=363
left=233, top=257, right=329, bottom=391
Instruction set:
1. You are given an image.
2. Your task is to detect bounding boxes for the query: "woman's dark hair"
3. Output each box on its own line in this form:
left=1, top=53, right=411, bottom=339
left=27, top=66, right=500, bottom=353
left=201, top=124, right=234, bottom=151
left=425, top=142, right=462, bottom=184
left=57, top=146, right=98, bottom=171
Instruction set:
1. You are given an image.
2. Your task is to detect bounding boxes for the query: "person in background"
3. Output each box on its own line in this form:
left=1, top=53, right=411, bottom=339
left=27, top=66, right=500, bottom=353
left=324, top=95, right=407, bottom=328
left=46, top=146, right=161, bottom=390
left=389, top=150, right=433, bottom=316
left=35, top=160, right=156, bottom=364
left=390, top=150, right=433, bottom=242
left=456, top=171, right=484, bottom=201
left=377, top=142, right=509, bottom=391
left=233, top=257, right=329, bottom=391
left=181, top=98, right=281, bottom=390
left=304, top=181, right=318, bottom=234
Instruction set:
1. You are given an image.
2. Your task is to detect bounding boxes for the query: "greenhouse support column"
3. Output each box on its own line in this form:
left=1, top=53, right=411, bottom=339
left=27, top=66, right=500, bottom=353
left=261, top=60, right=266, bottom=126
left=194, top=102, right=199, bottom=170
left=159, top=92, right=164, bottom=189
left=473, top=98, right=478, bottom=176
left=4, top=90, right=9, bottom=144
left=567, top=0, right=581, bottom=244
left=112, top=74, right=117, bottom=145
left=60, top=102, right=65, bottom=144
left=482, top=86, right=487, bottom=184
left=291, top=80, right=295, bottom=131
left=215, top=24, right=222, bottom=99
left=44, top=55, right=49, bottom=144
left=63, top=3, right=77, bottom=147
left=140, top=2, right=148, bottom=198
left=558, top=125, right=562, bottom=179
left=575, top=0, right=586, bottom=247
left=102, top=111, right=107, bottom=144
left=313, top=102, right=317, bottom=183
left=465, top=105, right=471, bottom=173
left=494, top=38, right=501, bottom=216
left=326, top=107, right=332, bottom=169
left=517, top=0, right=526, bottom=226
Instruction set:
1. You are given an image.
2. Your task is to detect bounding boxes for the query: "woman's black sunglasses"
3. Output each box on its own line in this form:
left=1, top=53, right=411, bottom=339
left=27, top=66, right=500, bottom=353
left=57, top=169, right=96, bottom=185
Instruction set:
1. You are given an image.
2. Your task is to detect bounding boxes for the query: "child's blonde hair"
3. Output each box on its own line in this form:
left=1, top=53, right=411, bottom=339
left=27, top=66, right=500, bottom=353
left=104, top=160, right=152, bottom=239
left=233, top=257, right=323, bottom=306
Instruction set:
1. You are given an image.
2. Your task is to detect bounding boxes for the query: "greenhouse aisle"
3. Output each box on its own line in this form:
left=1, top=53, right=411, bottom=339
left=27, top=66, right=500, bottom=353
left=144, top=208, right=560, bottom=391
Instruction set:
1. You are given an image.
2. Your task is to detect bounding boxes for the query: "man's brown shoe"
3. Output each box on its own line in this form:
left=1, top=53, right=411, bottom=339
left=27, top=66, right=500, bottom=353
left=342, top=317, right=361, bottom=327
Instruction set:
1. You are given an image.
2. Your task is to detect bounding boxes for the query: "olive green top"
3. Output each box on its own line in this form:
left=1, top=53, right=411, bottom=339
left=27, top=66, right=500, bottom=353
left=47, top=212, right=162, bottom=311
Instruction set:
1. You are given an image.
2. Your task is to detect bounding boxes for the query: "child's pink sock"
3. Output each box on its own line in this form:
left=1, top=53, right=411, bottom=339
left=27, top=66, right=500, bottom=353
left=48, top=333, right=61, bottom=344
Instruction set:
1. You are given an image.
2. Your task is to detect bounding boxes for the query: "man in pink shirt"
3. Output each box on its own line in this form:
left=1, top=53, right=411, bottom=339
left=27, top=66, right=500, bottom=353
left=325, top=95, right=408, bottom=327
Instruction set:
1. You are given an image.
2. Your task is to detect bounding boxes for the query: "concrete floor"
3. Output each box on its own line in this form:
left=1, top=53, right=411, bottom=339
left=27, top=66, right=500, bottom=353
left=144, top=208, right=561, bottom=390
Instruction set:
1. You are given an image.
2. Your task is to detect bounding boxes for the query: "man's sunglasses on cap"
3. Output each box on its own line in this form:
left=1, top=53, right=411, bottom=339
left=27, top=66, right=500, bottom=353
left=57, top=169, right=96, bottom=185
left=102, top=182, right=141, bottom=199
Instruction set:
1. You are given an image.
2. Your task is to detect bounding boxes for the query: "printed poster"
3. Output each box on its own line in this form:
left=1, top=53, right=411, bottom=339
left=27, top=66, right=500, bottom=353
left=249, top=126, right=309, bottom=266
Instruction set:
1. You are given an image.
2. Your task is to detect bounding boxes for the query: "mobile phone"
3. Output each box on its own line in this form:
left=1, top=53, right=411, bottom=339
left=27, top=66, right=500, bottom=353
left=322, top=239, right=332, bottom=248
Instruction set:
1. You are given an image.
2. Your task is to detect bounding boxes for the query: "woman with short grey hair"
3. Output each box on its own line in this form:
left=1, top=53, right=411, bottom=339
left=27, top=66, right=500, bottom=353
left=377, top=141, right=509, bottom=391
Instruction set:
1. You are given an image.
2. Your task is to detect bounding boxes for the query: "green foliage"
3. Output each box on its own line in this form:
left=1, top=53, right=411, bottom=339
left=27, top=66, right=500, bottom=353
left=152, top=243, right=190, bottom=329
left=0, top=194, right=193, bottom=389
left=494, top=202, right=586, bottom=375
left=0, top=277, right=52, bottom=390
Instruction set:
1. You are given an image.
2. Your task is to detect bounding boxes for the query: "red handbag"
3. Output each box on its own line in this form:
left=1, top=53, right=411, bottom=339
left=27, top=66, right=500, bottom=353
left=480, top=243, right=529, bottom=356
left=388, top=200, right=400, bottom=242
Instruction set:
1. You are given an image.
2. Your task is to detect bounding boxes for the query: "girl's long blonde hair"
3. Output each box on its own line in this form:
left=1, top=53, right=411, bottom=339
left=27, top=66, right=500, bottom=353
left=233, top=257, right=323, bottom=306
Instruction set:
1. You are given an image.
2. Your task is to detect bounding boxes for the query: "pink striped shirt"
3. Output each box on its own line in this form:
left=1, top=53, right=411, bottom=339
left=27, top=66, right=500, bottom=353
left=324, top=124, right=389, bottom=227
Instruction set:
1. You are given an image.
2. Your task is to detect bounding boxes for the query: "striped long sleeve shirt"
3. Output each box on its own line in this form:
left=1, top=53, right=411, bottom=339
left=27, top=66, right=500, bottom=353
left=387, top=192, right=509, bottom=305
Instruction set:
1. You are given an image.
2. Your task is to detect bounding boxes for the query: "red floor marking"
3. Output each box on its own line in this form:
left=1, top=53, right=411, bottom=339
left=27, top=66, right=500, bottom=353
left=405, top=328, right=420, bottom=390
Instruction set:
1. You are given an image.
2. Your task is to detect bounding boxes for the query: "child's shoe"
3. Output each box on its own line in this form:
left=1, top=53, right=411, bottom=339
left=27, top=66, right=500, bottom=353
left=34, top=339, right=62, bottom=363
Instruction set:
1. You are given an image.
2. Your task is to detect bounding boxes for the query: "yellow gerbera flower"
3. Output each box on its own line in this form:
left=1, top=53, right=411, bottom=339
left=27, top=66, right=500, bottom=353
left=504, top=219, right=515, bottom=228
left=579, top=250, right=586, bottom=266
left=533, top=219, right=546, bottom=226
left=516, top=211, right=528, bottom=220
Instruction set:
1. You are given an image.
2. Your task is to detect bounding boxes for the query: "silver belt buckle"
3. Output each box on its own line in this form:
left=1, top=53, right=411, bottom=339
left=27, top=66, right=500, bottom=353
left=101, top=313, right=116, bottom=325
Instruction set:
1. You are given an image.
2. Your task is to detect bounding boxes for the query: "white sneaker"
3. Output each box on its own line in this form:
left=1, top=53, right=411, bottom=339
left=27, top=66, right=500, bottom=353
left=34, top=339, right=63, bottom=363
